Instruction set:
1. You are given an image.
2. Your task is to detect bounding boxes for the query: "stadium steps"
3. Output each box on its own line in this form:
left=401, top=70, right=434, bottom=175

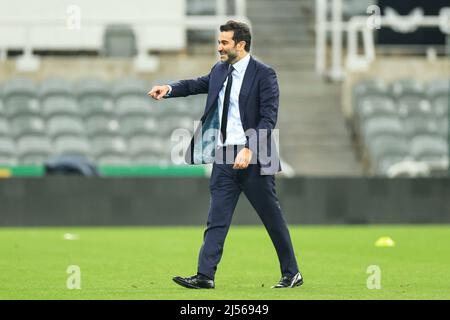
left=247, top=0, right=362, bottom=175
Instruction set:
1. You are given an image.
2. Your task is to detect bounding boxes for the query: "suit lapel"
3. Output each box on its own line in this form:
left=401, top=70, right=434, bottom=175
left=202, top=56, right=257, bottom=124
left=238, top=56, right=257, bottom=125
left=203, top=63, right=228, bottom=118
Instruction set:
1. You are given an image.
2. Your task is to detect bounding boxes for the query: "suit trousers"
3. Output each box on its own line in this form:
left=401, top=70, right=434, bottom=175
left=197, top=145, right=299, bottom=280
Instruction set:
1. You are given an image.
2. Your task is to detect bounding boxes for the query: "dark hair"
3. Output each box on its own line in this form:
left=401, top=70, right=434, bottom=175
left=219, top=20, right=251, bottom=52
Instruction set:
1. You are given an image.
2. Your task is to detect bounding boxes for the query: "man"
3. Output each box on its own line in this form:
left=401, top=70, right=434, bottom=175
left=148, top=20, right=302, bottom=289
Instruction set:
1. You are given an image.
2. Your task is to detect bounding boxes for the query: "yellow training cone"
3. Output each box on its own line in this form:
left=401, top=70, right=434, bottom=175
left=375, top=236, right=395, bottom=247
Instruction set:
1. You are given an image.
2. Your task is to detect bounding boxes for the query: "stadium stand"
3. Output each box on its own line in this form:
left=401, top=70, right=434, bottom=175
left=352, top=77, right=448, bottom=177
left=0, top=0, right=448, bottom=178
left=0, top=76, right=198, bottom=171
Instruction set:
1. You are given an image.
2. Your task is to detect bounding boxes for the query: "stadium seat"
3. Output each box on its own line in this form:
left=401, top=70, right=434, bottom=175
left=91, top=136, right=128, bottom=158
left=0, top=99, right=4, bottom=117
left=96, top=154, right=131, bottom=166
left=120, top=116, right=158, bottom=138
left=391, top=78, right=424, bottom=99
left=410, top=136, right=447, bottom=162
left=353, top=79, right=392, bottom=124
left=76, top=78, right=114, bottom=117
left=431, top=96, right=449, bottom=118
left=16, top=136, right=52, bottom=165
left=403, top=116, right=440, bottom=139
left=353, top=78, right=389, bottom=103
left=115, top=96, right=154, bottom=117
left=47, top=116, right=85, bottom=138
left=160, top=116, right=195, bottom=137
left=0, top=117, right=10, bottom=137
left=368, top=136, right=409, bottom=165
left=102, top=24, right=137, bottom=57
left=166, top=99, right=192, bottom=117
left=41, top=96, right=80, bottom=119
left=185, top=95, right=207, bottom=117
left=356, top=97, right=397, bottom=123
left=427, top=79, right=449, bottom=118
left=85, top=115, right=120, bottom=138
left=353, top=77, right=449, bottom=176
left=398, top=99, right=433, bottom=119
left=112, top=78, right=151, bottom=98
left=53, top=136, right=91, bottom=157
left=38, top=77, right=74, bottom=99
left=132, top=154, right=162, bottom=166
left=128, top=135, right=165, bottom=157
left=361, top=116, right=404, bottom=142
left=79, top=96, right=115, bottom=118
left=2, top=78, right=39, bottom=118
left=10, top=115, right=46, bottom=138
left=426, top=78, right=450, bottom=100
left=2, top=77, right=36, bottom=98
left=438, top=118, right=448, bottom=138
left=76, top=77, right=110, bottom=97
left=4, top=96, right=40, bottom=118
left=0, top=136, right=16, bottom=165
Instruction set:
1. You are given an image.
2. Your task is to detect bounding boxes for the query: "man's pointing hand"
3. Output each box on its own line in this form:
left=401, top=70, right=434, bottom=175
left=148, top=85, right=170, bottom=100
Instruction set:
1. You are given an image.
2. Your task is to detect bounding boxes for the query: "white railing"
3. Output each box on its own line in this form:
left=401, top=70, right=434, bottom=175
left=315, top=0, right=450, bottom=81
left=346, top=11, right=450, bottom=71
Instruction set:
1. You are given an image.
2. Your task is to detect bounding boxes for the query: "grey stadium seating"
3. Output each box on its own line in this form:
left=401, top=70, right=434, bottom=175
left=120, top=116, right=158, bottom=138
left=47, top=116, right=85, bottom=139
left=85, top=115, right=120, bottom=138
left=10, top=115, right=46, bottom=138
left=0, top=76, right=203, bottom=167
left=0, top=136, right=17, bottom=165
left=41, top=96, right=80, bottom=119
left=17, top=136, right=52, bottom=165
left=76, top=78, right=115, bottom=118
left=353, top=77, right=449, bottom=176
left=53, top=136, right=91, bottom=158
left=39, top=77, right=74, bottom=99
left=91, top=136, right=128, bottom=160
left=0, top=116, right=10, bottom=137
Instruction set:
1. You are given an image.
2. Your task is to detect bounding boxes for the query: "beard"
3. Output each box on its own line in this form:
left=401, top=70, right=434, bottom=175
left=219, top=49, right=238, bottom=64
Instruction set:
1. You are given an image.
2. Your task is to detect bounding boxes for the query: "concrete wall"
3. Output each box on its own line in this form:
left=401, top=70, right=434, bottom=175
left=0, top=177, right=449, bottom=226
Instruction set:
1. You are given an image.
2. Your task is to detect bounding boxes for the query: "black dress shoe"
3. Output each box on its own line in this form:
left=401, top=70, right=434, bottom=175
left=172, top=274, right=215, bottom=289
left=271, top=272, right=303, bottom=288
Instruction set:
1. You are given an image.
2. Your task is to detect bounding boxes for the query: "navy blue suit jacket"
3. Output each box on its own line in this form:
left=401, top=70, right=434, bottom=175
left=166, top=56, right=282, bottom=175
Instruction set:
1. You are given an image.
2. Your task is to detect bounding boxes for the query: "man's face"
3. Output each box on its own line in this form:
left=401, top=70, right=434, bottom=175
left=217, top=31, right=239, bottom=63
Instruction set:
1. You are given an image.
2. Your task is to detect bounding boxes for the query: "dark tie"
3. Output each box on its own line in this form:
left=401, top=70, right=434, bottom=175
left=220, top=65, right=234, bottom=144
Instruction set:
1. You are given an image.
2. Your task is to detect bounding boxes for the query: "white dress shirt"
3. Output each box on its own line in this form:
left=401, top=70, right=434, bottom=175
left=166, top=54, right=250, bottom=147
left=217, top=53, right=250, bottom=147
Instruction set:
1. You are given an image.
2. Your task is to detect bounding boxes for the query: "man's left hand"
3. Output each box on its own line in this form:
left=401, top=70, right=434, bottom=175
left=233, top=147, right=253, bottom=169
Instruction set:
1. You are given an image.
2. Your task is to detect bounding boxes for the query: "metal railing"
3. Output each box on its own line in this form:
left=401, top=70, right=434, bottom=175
left=315, top=0, right=450, bottom=81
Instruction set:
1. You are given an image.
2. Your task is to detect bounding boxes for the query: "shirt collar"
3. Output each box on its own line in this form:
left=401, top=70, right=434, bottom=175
left=231, top=53, right=251, bottom=75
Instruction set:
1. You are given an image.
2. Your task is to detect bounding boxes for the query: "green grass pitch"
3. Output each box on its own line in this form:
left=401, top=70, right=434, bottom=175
left=0, top=225, right=449, bottom=299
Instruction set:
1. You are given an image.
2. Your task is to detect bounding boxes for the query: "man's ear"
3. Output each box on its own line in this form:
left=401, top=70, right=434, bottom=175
left=237, top=41, right=246, bottom=51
